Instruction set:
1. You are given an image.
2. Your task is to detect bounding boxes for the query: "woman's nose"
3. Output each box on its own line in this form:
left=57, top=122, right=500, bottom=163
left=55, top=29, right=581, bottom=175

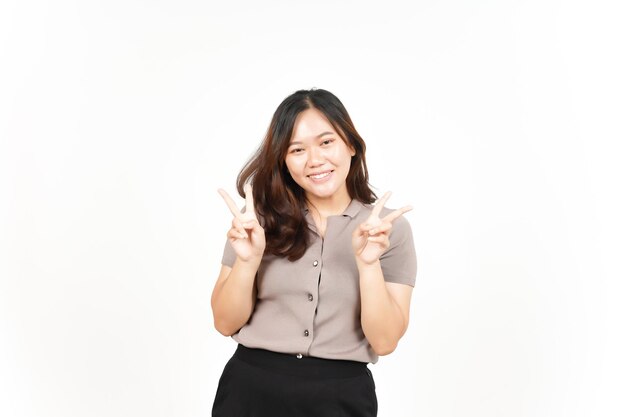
left=307, top=147, right=324, bottom=166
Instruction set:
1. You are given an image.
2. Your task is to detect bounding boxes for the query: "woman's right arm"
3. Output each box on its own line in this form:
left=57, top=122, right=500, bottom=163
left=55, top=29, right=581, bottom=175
left=211, top=184, right=265, bottom=336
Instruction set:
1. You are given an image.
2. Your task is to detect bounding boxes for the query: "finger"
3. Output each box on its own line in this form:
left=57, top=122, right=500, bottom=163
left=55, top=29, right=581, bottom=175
left=368, top=222, right=392, bottom=236
left=218, top=188, right=243, bottom=219
left=382, top=205, right=413, bottom=223
left=227, top=227, right=247, bottom=240
left=249, top=221, right=266, bottom=242
left=353, top=224, right=367, bottom=239
left=244, top=183, right=255, bottom=214
left=241, top=218, right=260, bottom=230
left=367, top=235, right=389, bottom=246
left=358, top=222, right=379, bottom=236
left=371, top=191, right=392, bottom=219
left=232, top=217, right=247, bottom=236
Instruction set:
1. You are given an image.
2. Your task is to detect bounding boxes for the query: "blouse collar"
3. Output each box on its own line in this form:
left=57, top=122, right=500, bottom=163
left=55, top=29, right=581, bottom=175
left=302, top=198, right=363, bottom=219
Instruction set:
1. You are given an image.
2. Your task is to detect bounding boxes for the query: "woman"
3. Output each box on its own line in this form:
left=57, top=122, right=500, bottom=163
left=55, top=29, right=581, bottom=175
left=211, top=88, right=417, bottom=416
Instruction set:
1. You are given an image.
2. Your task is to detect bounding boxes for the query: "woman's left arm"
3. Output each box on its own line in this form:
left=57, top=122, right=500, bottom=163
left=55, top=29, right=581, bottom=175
left=358, top=261, right=413, bottom=355
left=352, top=192, right=415, bottom=355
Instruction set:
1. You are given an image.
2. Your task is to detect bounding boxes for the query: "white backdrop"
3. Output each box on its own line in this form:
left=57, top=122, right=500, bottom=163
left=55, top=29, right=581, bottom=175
left=1, top=1, right=625, bottom=416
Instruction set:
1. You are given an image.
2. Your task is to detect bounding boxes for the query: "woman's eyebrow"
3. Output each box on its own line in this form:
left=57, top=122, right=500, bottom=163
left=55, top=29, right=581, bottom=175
left=290, top=131, right=335, bottom=145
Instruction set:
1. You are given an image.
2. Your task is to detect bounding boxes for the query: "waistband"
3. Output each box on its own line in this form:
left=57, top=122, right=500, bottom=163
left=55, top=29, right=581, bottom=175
left=233, top=344, right=368, bottom=378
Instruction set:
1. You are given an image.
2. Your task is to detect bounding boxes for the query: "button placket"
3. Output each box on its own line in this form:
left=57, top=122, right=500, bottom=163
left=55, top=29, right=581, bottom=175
left=301, top=247, right=321, bottom=360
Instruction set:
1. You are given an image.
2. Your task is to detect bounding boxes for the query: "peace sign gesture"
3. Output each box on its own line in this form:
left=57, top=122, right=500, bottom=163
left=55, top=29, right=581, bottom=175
left=218, top=184, right=266, bottom=263
left=352, top=192, right=412, bottom=265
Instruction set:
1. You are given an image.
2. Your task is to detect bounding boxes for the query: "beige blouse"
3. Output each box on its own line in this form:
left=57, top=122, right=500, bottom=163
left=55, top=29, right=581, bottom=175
left=221, top=199, right=417, bottom=364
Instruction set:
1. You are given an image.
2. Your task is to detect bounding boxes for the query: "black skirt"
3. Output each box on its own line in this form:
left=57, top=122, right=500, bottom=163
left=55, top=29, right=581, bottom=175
left=212, top=344, right=378, bottom=417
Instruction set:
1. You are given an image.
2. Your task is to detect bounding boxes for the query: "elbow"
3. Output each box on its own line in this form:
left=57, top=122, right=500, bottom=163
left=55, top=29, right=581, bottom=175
left=371, top=340, right=398, bottom=356
left=213, top=318, right=239, bottom=337
left=211, top=304, right=251, bottom=337
left=211, top=303, right=240, bottom=336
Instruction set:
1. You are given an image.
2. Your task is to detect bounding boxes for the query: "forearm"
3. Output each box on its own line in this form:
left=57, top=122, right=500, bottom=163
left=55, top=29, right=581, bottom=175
left=358, top=259, right=406, bottom=355
left=211, top=257, right=259, bottom=336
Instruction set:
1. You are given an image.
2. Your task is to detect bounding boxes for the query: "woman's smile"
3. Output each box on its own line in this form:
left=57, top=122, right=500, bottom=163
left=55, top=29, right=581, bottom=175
left=307, top=170, right=334, bottom=182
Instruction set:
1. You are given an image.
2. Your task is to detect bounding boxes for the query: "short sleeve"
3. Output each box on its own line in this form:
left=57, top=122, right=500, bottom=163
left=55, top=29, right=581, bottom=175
left=221, top=239, right=236, bottom=267
left=380, top=215, right=417, bottom=286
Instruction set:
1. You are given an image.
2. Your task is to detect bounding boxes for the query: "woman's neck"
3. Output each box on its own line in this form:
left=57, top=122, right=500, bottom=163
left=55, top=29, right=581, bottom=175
left=305, top=195, right=352, bottom=219
left=306, top=194, right=352, bottom=238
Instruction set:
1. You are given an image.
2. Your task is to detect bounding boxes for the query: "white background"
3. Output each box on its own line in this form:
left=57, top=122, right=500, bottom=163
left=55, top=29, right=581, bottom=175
left=1, top=1, right=625, bottom=416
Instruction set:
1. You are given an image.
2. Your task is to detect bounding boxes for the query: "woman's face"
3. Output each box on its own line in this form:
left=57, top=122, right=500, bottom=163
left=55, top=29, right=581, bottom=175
left=285, top=108, right=355, bottom=207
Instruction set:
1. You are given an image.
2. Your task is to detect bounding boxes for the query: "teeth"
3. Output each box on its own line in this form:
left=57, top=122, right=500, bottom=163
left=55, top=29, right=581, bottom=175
left=310, top=172, right=330, bottom=179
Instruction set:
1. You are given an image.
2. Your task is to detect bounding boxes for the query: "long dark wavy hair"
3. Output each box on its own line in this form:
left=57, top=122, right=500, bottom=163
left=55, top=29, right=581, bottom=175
left=235, top=88, right=377, bottom=261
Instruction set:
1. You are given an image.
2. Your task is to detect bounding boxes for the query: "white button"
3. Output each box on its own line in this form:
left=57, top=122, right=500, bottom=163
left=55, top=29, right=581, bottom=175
left=296, top=353, right=303, bottom=359
left=313, top=260, right=319, bottom=267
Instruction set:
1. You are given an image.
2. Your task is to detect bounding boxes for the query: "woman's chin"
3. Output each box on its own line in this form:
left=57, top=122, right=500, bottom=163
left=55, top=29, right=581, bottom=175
left=304, top=187, right=349, bottom=202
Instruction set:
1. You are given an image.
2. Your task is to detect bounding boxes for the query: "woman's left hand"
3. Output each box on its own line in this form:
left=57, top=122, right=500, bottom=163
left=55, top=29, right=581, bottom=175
left=352, top=192, right=412, bottom=265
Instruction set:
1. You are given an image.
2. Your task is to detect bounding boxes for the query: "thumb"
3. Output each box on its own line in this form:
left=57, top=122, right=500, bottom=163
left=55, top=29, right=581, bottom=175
left=249, top=220, right=265, bottom=239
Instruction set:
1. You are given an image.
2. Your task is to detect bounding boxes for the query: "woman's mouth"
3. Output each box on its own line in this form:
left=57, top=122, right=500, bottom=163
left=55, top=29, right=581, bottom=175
left=308, top=170, right=333, bottom=182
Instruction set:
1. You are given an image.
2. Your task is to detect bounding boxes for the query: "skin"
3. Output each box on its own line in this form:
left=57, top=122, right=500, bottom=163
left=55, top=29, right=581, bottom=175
left=212, top=108, right=414, bottom=355
left=285, top=108, right=356, bottom=234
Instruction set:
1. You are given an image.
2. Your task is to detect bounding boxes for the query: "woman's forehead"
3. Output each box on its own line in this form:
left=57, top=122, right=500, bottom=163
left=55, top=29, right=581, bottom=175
left=290, top=109, right=338, bottom=142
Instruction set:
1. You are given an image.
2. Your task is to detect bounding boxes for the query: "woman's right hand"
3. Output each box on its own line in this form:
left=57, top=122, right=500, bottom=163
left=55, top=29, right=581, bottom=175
left=218, top=184, right=266, bottom=263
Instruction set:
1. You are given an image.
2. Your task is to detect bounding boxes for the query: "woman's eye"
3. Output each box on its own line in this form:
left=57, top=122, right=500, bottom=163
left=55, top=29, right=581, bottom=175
left=321, top=139, right=334, bottom=145
left=290, top=148, right=304, bottom=154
